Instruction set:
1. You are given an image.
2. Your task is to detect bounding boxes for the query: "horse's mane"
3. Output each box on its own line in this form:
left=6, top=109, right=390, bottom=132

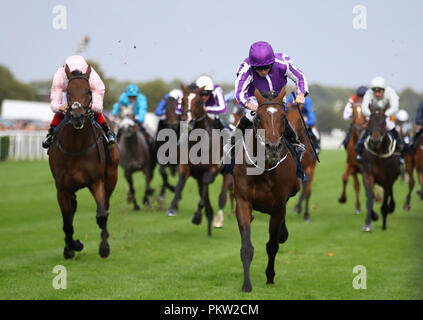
left=71, top=70, right=84, bottom=76
left=261, top=91, right=277, bottom=100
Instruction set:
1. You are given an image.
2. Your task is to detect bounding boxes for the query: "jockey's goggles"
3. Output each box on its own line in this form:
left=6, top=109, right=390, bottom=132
left=253, top=64, right=272, bottom=71
left=372, top=87, right=385, bottom=93
left=200, top=90, right=212, bottom=96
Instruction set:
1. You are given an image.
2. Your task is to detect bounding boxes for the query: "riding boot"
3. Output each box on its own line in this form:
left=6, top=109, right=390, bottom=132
left=284, top=118, right=305, bottom=162
left=42, top=124, right=56, bottom=149
left=101, top=122, right=116, bottom=147
left=390, top=128, right=404, bottom=164
left=223, top=115, right=251, bottom=163
left=343, top=126, right=352, bottom=149
left=214, top=117, right=226, bottom=131
left=355, top=129, right=368, bottom=162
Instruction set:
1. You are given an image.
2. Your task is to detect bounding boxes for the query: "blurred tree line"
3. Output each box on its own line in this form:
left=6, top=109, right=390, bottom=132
left=1, top=61, right=423, bottom=133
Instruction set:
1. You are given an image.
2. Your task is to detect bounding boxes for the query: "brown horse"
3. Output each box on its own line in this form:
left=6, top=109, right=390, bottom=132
left=155, top=97, right=180, bottom=200
left=403, top=132, right=423, bottom=209
left=48, top=65, right=119, bottom=258
left=338, top=103, right=367, bottom=213
left=233, top=87, right=300, bottom=292
left=286, top=99, right=317, bottom=223
left=166, top=84, right=225, bottom=237
left=361, top=106, right=400, bottom=231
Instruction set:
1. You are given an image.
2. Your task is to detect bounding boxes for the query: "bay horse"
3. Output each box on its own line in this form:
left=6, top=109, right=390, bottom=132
left=338, top=103, right=367, bottom=214
left=155, top=97, right=180, bottom=200
left=48, top=65, right=119, bottom=259
left=166, top=84, right=224, bottom=237
left=286, top=99, right=317, bottom=223
left=403, top=132, right=423, bottom=210
left=118, top=114, right=155, bottom=209
left=361, top=106, right=400, bottom=231
left=233, top=87, right=301, bottom=292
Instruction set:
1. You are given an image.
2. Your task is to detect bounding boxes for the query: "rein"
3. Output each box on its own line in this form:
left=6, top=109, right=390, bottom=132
left=364, top=133, right=397, bottom=158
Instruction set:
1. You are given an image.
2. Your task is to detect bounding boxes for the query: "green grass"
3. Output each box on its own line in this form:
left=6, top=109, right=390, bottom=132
left=0, top=150, right=422, bottom=300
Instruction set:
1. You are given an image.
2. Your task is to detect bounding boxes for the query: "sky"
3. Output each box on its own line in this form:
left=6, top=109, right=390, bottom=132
left=0, top=0, right=422, bottom=92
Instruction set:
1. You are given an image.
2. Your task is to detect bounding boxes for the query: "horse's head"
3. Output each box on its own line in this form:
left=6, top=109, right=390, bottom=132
left=367, top=105, right=388, bottom=147
left=352, top=103, right=367, bottom=133
left=180, top=83, right=206, bottom=128
left=254, top=87, right=287, bottom=164
left=65, top=64, right=92, bottom=129
left=119, top=117, right=137, bottom=139
left=164, top=97, right=180, bottom=130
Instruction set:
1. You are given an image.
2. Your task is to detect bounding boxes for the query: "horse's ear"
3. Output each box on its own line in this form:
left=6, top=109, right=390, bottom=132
left=198, top=85, right=206, bottom=93
left=254, top=88, right=265, bottom=105
left=64, top=64, right=72, bottom=79
left=180, top=83, right=187, bottom=92
left=84, top=65, right=91, bottom=78
left=275, top=86, right=286, bottom=104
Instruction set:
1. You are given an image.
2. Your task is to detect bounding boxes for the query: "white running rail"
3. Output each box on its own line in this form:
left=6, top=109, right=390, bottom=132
left=0, top=130, right=48, bottom=160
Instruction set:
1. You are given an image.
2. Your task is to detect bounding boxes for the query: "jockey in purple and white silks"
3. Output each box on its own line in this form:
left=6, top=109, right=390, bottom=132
left=177, top=75, right=228, bottom=129
left=225, top=41, right=309, bottom=163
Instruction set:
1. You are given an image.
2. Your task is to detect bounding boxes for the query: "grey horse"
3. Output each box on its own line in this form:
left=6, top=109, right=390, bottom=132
left=118, top=116, right=155, bottom=210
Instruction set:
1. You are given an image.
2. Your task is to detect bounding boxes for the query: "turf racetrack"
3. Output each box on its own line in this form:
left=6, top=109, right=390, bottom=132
left=0, top=150, right=422, bottom=299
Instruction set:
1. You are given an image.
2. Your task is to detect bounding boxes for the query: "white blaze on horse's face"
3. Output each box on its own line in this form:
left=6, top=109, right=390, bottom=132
left=71, top=102, right=82, bottom=110
left=266, top=106, right=278, bottom=136
left=187, top=93, right=196, bottom=123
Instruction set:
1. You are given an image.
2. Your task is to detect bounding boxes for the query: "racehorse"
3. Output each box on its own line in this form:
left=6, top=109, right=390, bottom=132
left=48, top=65, right=119, bottom=259
left=338, top=103, right=367, bottom=214
left=118, top=113, right=155, bottom=210
left=286, top=99, right=317, bottom=223
left=361, top=106, right=400, bottom=231
left=166, top=84, right=223, bottom=237
left=233, top=87, right=301, bottom=292
left=155, top=97, right=180, bottom=200
left=403, top=132, right=423, bottom=210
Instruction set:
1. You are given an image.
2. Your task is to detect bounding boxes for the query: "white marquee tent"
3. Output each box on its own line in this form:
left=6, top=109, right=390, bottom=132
left=1, top=99, right=53, bottom=122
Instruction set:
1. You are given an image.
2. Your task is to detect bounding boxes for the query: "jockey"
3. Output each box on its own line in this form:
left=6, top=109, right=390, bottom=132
left=42, top=55, right=115, bottom=149
left=395, top=109, right=411, bottom=158
left=227, top=41, right=308, bottom=163
left=287, top=93, right=321, bottom=154
left=154, top=89, right=183, bottom=119
left=355, top=76, right=402, bottom=162
left=111, top=84, right=151, bottom=142
left=409, top=100, right=423, bottom=153
left=342, top=86, right=368, bottom=149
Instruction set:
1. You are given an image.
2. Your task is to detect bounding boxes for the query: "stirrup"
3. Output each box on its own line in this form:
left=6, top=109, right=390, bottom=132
left=42, top=135, right=53, bottom=149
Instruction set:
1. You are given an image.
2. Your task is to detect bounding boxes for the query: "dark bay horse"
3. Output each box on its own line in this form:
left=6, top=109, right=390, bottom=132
left=338, top=103, right=367, bottom=213
left=166, top=84, right=224, bottom=237
left=233, top=87, right=301, bottom=292
left=361, top=106, right=400, bottom=231
left=48, top=65, right=119, bottom=259
left=118, top=115, right=155, bottom=209
left=286, top=100, right=317, bottom=223
left=403, top=132, right=423, bottom=210
left=155, top=97, right=180, bottom=200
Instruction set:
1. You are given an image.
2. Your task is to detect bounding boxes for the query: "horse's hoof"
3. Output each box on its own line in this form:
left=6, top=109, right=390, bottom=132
left=362, top=225, right=372, bottom=232
left=191, top=213, right=202, bottom=225
left=371, top=210, right=379, bottom=221
left=338, top=197, right=346, bottom=204
left=403, top=203, right=411, bottom=211
left=134, top=204, right=140, bottom=211
left=354, top=209, right=361, bottom=214
left=304, top=218, right=310, bottom=224
left=159, top=194, right=166, bottom=201
left=166, top=209, right=178, bottom=216
left=293, top=206, right=300, bottom=215
left=242, top=282, right=252, bottom=293
left=63, top=247, right=75, bottom=259
left=99, top=242, right=110, bottom=258
left=73, top=240, right=84, bottom=252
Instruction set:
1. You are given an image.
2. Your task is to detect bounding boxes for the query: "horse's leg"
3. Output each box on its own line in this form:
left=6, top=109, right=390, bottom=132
left=204, top=186, right=214, bottom=237
left=362, top=173, right=377, bottom=231
left=418, top=170, right=423, bottom=200
left=159, top=165, right=167, bottom=200
left=167, top=165, right=190, bottom=216
left=215, top=173, right=231, bottom=228
left=381, top=187, right=389, bottom=230
left=192, top=171, right=215, bottom=228
left=352, top=171, right=361, bottom=214
left=125, top=170, right=140, bottom=211
left=89, top=181, right=110, bottom=258
left=303, top=165, right=316, bottom=223
left=293, top=181, right=306, bottom=215
left=266, top=208, right=285, bottom=285
left=403, top=158, right=415, bottom=210
left=58, top=190, right=83, bottom=259
left=143, top=166, right=154, bottom=206
left=235, top=198, right=254, bottom=292
left=338, top=163, right=352, bottom=204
